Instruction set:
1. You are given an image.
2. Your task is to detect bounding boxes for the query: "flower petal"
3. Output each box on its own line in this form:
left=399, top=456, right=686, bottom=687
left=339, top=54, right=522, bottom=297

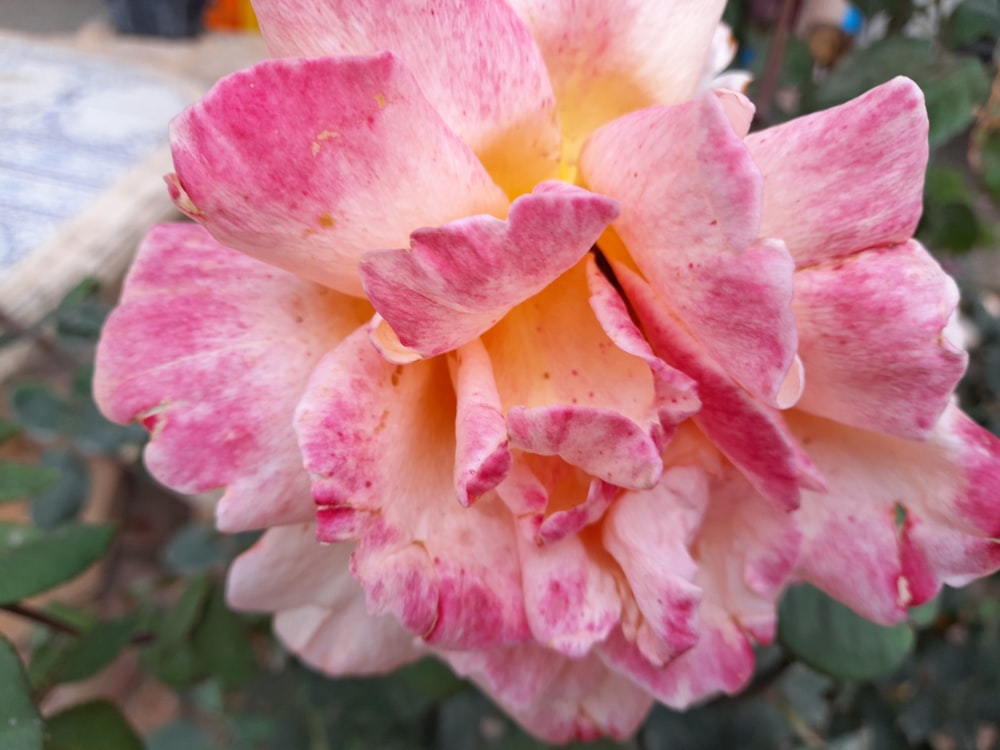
left=296, top=329, right=529, bottom=648
left=169, top=54, right=508, bottom=296
left=360, top=182, right=619, bottom=358
left=746, top=77, right=928, bottom=267
left=507, top=0, right=726, bottom=171
left=603, top=465, right=707, bottom=667
left=793, top=241, right=967, bottom=439
left=616, top=263, right=823, bottom=511
left=251, top=0, right=560, bottom=195
left=600, top=451, right=798, bottom=707
left=443, top=645, right=653, bottom=743
left=484, top=260, right=675, bottom=488
left=94, top=224, right=370, bottom=532
left=496, top=451, right=615, bottom=543
left=452, top=339, right=512, bottom=506
left=518, top=532, right=621, bottom=657
left=788, top=408, right=1000, bottom=624
left=227, top=525, right=422, bottom=674
left=581, top=95, right=798, bottom=406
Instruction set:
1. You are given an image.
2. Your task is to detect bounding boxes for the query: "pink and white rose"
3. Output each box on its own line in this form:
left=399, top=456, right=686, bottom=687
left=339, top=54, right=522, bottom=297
left=94, top=0, right=1000, bottom=742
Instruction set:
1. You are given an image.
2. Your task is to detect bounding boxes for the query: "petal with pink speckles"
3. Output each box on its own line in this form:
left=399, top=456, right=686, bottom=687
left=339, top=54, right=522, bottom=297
left=360, top=183, right=618, bottom=359
left=484, top=259, right=696, bottom=489
left=600, top=453, right=799, bottom=706
left=793, top=241, right=967, bottom=439
left=169, top=54, right=507, bottom=297
left=506, top=0, right=726, bottom=168
left=495, top=451, right=616, bottom=543
left=518, top=531, right=621, bottom=657
left=227, top=525, right=422, bottom=674
left=603, top=465, right=707, bottom=667
left=581, top=95, right=798, bottom=407
left=296, top=328, right=529, bottom=649
left=747, top=77, right=928, bottom=267
left=451, top=338, right=511, bottom=507
left=616, top=263, right=823, bottom=511
left=94, top=224, right=370, bottom=532
left=251, top=0, right=560, bottom=195
left=443, top=644, right=653, bottom=743
left=789, top=409, right=1000, bottom=624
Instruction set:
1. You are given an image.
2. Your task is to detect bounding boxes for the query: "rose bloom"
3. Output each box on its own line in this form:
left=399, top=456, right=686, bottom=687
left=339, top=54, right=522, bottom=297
left=94, top=0, right=1000, bottom=743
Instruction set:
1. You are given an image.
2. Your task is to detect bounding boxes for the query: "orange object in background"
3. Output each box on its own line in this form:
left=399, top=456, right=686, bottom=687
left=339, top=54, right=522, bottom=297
left=203, top=0, right=259, bottom=30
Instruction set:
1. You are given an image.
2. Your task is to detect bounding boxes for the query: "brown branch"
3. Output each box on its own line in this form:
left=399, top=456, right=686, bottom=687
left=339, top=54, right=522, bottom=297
left=1, top=602, right=155, bottom=645
left=2, top=602, right=82, bottom=637
left=755, top=0, right=803, bottom=127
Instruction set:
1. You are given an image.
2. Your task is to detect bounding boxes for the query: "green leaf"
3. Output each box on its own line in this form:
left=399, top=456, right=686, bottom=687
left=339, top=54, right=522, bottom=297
left=139, top=640, right=205, bottom=688
left=43, top=700, right=141, bottom=750
left=910, top=595, right=941, bottom=629
left=147, top=721, right=214, bottom=750
left=0, top=462, right=59, bottom=503
left=918, top=166, right=982, bottom=251
left=55, top=300, right=109, bottom=343
left=0, top=635, right=44, bottom=750
left=921, top=58, right=991, bottom=147
left=163, top=524, right=226, bottom=574
left=944, top=0, right=1000, bottom=46
left=0, top=419, right=22, bottom=444
left=29, top=451, right=89, bottom=529
left=159, top=575, right=213, bottom=645
left=191, top=585, right=255, bottom=690
left=981, top=131, right=1000, bottom=202
left=9, top=384, right=71, bottom=441
left=0, top=523, right=114, bottom=604
left=69, top=367, right=144, bottom=455
left=48, top=618, right=136, bottom=684
left=778, top=584, right=915, bottom=681
left=809, top=36, right=990, bottom=146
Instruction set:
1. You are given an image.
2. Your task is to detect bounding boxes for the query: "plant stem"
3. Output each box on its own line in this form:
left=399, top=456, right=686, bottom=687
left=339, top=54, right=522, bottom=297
left=1, top=602, right=155, bottom=645
left=1, top=602, right=81, bottom=636
left=755, top=0, right=802, bottom=126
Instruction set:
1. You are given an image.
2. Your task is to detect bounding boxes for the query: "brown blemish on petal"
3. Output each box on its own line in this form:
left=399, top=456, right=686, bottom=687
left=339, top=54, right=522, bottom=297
left=375, top=92, right=386, bottom=109
left=319, top=213, right=336, bottom=228
left=390, top=365, right=403, bottom=386
left=311, top=129, right=339, bottom=156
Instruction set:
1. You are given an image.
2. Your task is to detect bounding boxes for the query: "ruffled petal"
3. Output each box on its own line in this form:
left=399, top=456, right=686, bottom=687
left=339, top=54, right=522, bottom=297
left=600, top=449, right=799, bottom=707
left=616, top=263, right=823, bottom=511
left=296, top=328, right=529, bottom=649
left=169, top=54, right=508, bottom=296
left=251, top=0, right=560, bottom=196
left=227, top=525, right=422, bottom=674
left=746, top=77, right=928, bottom=267
left=506, top=0, right=726, bottom=171
left=452, top=339, right=512, bottom=506
left=484, top=260, right=680, bottom=488
left=443, top=645, right=653, bottom=743
left=94, top=224, right=370, bottom=532
left=600, top=611, right=754, bottom=709
left=789, top=409, right=1000, bottom=624
left=518, top=532, right=621, bottom=657
left=603, top=465, right=706, bottom=667
left=495, top=452, right=615, bottom=543
left=360, top=182, right=618, bottom=358
left=581, top=96, right=799, bottom=406
left=793, top=241, right=967, bottom=439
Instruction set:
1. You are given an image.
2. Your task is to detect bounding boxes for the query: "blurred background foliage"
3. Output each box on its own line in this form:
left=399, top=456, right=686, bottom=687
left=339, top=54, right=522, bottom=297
left=1, top=0, right=999, bottom=748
